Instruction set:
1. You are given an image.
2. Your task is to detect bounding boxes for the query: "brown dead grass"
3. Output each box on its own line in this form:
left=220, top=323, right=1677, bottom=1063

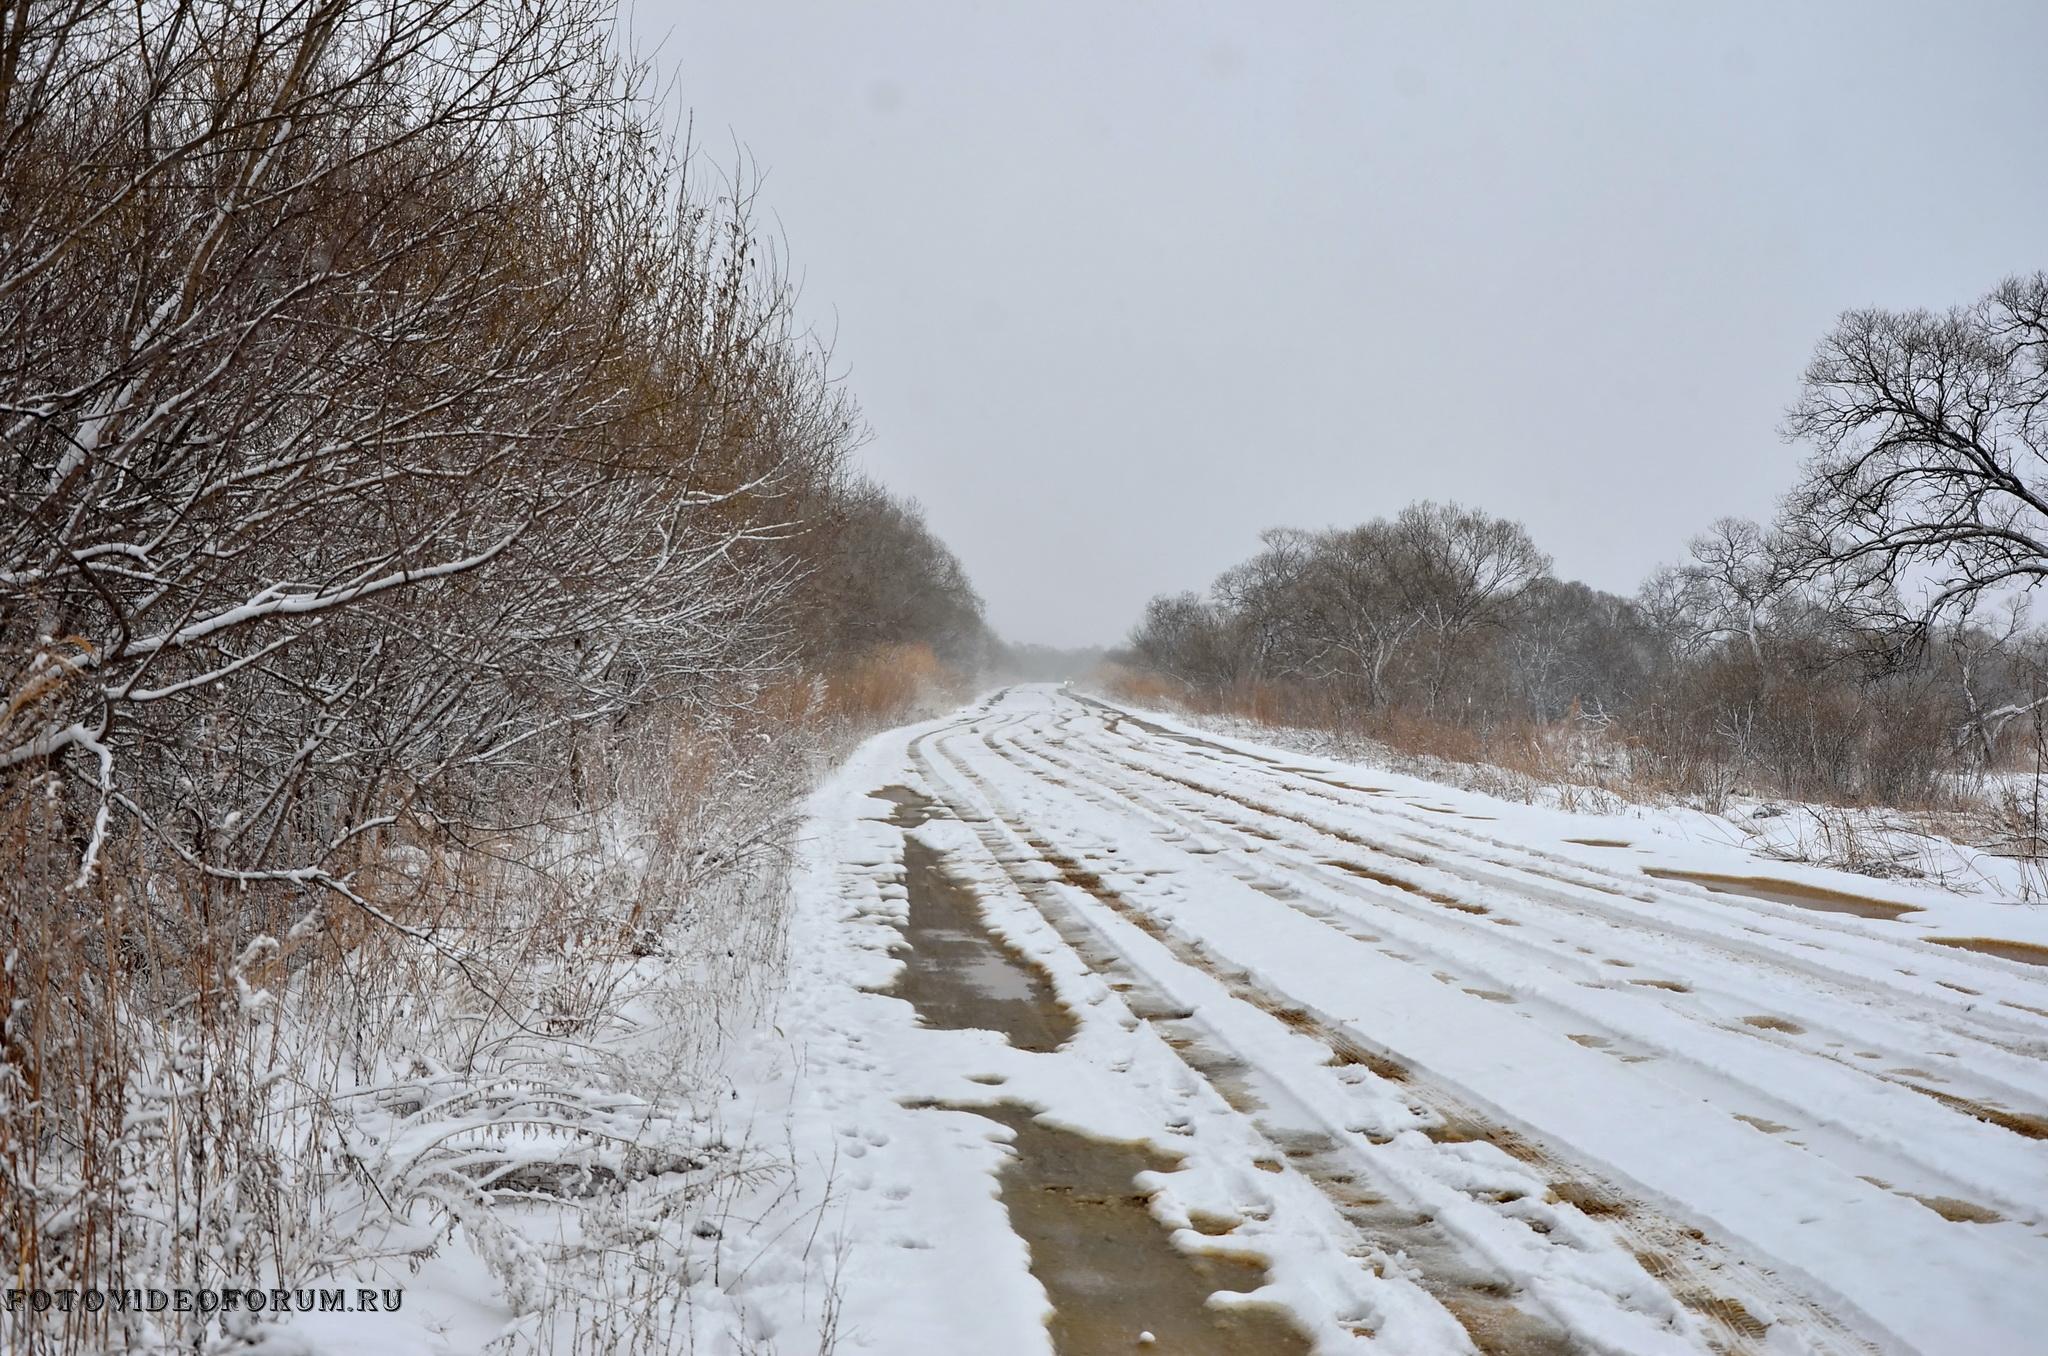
left=820, top=643, right=970, bottom=726
left=1095, top=669, right=1673, bottom=809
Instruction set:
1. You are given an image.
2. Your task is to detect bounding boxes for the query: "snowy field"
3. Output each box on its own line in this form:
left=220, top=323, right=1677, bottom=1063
left=723, top=682, right=2048, bottom=1356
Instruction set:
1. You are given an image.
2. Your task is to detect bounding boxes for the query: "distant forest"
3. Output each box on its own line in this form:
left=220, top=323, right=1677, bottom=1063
left=1116, top=274, right=2048, bottom=817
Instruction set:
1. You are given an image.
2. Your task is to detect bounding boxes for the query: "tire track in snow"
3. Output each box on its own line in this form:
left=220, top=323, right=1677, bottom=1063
left=1074, top=696, right=2048, bottom=1036
left=1025, top=712, right=2048, bottom=1132
left=917, top=710, right=1871, bottom=1356
left=990, top=721, right=2048, bottom=1229
left=914, top=733, right=1607, bottom=1354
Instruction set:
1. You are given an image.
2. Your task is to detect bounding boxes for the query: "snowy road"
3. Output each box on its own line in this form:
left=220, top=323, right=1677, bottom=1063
left=778, top=685, right=2048, bottom=1355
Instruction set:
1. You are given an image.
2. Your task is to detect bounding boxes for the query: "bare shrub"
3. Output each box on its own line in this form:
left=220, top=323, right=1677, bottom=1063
left=0, top=0, right=960, bottom=1348
left=822, top=642, right=966, bottom=727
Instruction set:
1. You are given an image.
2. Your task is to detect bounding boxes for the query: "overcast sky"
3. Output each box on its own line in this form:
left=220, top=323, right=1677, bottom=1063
left=637, top=1, right=2048, bottom=648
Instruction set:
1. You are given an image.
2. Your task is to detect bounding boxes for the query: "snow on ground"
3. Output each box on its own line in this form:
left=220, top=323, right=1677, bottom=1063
left=1115, top=699, right=2048, bottom=954
left=1157, top=705, right=2048, bottom=907
left=733, top=684, right=2048, bottom=1356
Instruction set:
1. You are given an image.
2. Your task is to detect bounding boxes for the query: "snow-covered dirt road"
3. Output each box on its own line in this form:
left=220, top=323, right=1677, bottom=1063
left=774, top=685, right=2048, bottom=1355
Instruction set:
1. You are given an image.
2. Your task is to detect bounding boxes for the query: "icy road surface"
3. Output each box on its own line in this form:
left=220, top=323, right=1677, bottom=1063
left=779, top=685, right=2048, bottom=1355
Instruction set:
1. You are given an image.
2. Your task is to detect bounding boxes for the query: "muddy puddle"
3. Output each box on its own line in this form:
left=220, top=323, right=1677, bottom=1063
left=1641, top=868, right=1922, bottom=921
left=963, top=1104, right=1312, bottom=1355
left=879, top=787, right=1076, bottom=1053
left=1274, top=766, right=1390, bottom=793
left=1907, top=1192, right=2004, bottom=1223
left=907, top=765, right=1782, bottom=1354
left=1011, top=848, right=1592, bottom=1355
left=882, top=786, right=1311, bottom=1351
left=1926, top=936, right=2048, bottom=967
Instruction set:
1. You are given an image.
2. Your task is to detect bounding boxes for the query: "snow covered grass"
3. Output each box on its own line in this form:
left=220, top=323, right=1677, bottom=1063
left=1095, top=677, right=2048, bottom=901
left=0, top=709, right=869, bottom=1355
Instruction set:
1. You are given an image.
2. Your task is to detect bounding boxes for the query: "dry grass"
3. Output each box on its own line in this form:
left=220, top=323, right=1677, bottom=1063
left=1, top=706, right=841, bottom=1354
left=1095, top=665, right=2048, bottom=891
left=821, top=643, right=973, bottom=726
left=1096, top=667, right=2009, bottom=825
left=1093, top=663, right=1182, bottom=712
left=1097, top=669, right=1652, bottom=811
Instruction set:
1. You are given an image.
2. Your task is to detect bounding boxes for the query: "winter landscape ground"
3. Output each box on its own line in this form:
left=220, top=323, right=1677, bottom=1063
left=636, top=683, right=2048, bottom=1356
left=10, top=3, right=2048, bottom=1353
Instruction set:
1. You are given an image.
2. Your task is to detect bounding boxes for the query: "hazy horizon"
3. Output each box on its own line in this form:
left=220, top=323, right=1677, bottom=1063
left=638, top=2, right=2048, bottom=647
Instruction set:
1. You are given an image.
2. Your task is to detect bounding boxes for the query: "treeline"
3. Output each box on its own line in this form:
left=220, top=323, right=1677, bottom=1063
left=0, top=0, right=981, bottom=1345
left=2, top=0, right=991, bottom=909
left=0, top=0, right=984, bottom=904
left=1119, top=273, right=2048, bottom=813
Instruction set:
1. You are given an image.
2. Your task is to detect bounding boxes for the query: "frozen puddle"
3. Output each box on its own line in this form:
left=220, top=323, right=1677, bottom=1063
left=964, top=1104, right=1312, bottom=1355
left=1641, top=867, right=1922, bottom=920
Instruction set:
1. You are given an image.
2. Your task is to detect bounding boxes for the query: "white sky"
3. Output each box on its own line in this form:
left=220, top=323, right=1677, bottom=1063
left=635, top=1, right=2048, bottom=647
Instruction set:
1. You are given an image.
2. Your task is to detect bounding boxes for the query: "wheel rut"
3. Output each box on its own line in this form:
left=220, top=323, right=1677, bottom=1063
left=1011, top=719, right=2048, bottom=1117
left=911, top=718, right=1874, bottom=1356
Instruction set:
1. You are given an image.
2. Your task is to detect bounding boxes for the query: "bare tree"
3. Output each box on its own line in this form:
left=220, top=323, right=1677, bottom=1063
left=1641, top=518, right=1795, bottom=666
left=793, top=478, right=990, bottom=671
left=1782, top=272, right=2048, bottom=631
left=1126, top=590, right=1233, bottom=690
left=0, top=0, right=863, bottom=914
left=1379, top=502, right=1550, bottom=711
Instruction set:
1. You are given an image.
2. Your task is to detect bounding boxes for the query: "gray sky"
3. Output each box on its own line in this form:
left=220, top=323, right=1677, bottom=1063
left=639, top=1, right=2048, bottom=648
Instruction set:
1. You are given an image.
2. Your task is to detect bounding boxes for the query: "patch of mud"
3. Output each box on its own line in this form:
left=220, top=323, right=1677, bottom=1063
left=1926, top=936, right=2048, bottom=968
left=1674, top=1290, right=1772, bottom=1341
left=1325, top=1035, right=1412, bottom=1082
left=1323, top=858, right=1468, bottom=907
left=966, top=1104, right=1313, bottom=1355
left=1642, top=868, right=1921, bottom=921
left=1734, top=1114, right=1791, bottom=1135
left=1289, top=1147, right=1584, bottom=1356
left=1629, top=978, right=1692, bottom=993
left=1435, top=1298, right=1582, bottom=1356
left=1894, top=1081, right=2048, bottom=1142
left=1741, top=1015, right=1806, bottom=1034
left=880, top=788, right=1077, bottom=1054
left=1906, top=1193, right=2004, bottom=1223
left=1546, top=1180, right=1627, bottom=1218
left=1423, top=1114, right=1543, bottom=1164
left=1565, top=838, right=1633, bottom=848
